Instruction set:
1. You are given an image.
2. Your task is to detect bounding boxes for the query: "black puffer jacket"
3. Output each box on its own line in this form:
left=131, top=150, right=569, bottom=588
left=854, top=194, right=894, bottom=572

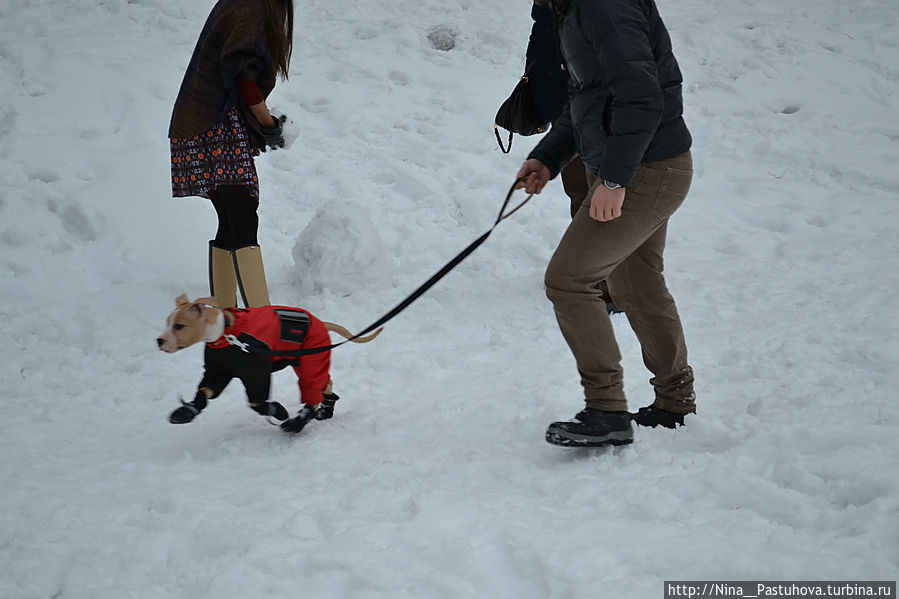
left=528, top=0, right=692, bottom=187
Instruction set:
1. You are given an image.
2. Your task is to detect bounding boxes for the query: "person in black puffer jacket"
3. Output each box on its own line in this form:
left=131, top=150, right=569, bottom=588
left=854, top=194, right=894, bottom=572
left=525, top=2, right=620, bottom=315
left=517, top=0, right=697, bottom=447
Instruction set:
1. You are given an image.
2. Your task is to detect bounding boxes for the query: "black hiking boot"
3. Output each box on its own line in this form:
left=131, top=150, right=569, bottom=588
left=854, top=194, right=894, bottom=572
left=546, top=408, right=634, bottom=447
left=630, top=405, right=688, bottom=429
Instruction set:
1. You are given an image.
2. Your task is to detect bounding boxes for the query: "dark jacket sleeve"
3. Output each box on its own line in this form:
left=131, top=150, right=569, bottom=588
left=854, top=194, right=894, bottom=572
left=527, top=96, right=578, bottom=178
left=526, top=4, right=570, bottom=124
left=219, top=1, right=276, bottom=151
left=583, top=0, right=663, bottom=185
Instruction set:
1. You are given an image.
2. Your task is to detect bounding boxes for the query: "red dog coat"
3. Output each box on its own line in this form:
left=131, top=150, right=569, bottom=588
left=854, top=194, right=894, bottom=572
left=199, top=306, right=331, bottom=406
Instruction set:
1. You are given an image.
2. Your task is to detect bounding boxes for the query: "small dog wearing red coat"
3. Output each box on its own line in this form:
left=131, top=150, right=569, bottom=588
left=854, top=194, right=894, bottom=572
left=157, top=294, right=381, bottom=433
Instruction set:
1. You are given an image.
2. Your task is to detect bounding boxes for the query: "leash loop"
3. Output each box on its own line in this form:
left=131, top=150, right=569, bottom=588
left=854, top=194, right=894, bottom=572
left=497, top=177, right=534, bottom=223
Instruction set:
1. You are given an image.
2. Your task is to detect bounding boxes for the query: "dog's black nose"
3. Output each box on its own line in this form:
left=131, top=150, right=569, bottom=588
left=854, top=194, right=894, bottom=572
left=156, top=338, right=164, bottom=348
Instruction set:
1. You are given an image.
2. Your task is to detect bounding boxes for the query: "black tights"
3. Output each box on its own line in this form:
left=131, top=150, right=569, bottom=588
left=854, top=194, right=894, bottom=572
left=208, top=185, right=259, bottom=250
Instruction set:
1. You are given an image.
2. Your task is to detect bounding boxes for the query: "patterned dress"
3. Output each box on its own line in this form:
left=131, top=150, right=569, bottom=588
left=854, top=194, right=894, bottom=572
left=170, top=107, right=260, bottom=204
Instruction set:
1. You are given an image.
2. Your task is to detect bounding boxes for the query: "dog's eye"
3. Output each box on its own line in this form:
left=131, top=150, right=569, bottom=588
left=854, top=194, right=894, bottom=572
left=174, top=324, right=185, bottom=331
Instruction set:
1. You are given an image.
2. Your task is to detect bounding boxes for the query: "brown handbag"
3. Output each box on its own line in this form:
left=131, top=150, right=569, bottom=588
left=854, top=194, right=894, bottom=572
left=494, top=72, right=549, bottom=153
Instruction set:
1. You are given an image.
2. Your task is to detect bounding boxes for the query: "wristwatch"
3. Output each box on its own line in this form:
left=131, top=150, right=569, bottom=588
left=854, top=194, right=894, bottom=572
left=602, top=179, right=622, bottom=190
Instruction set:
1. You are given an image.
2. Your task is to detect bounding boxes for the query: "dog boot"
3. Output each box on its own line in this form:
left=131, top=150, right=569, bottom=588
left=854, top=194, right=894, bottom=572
left=169, top=393, right=208, bottom=424
left=280, top=404, right=319, bottom=434
left=250, top=401, right=290, bottom=421
left=315, top=382, right=340, bottom=420
left=209, top=241, right=238, bottom=308
left=232, top=245, right=270, bottom=308
left=596, top=280, right=622, bottom=315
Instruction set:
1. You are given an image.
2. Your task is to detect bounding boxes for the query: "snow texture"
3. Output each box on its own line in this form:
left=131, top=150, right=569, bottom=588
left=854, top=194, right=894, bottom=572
left=1, top=0, right=897, bottom=597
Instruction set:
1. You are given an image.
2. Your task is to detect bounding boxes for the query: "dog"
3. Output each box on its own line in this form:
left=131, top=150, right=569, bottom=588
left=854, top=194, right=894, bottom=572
left=157, top=294, right=381, bottom=433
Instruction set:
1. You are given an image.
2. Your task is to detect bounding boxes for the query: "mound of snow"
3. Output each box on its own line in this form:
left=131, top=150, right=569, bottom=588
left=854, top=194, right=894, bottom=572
left=291, top=200, right=396, bottom=297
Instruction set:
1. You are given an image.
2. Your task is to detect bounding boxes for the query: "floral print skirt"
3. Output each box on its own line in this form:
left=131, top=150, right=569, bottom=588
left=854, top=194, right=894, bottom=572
left=170, top=107, right=259, bottom=203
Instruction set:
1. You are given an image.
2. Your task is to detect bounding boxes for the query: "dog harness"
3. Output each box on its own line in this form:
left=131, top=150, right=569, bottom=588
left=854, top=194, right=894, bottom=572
left=200, top=306, right=331, bottom=406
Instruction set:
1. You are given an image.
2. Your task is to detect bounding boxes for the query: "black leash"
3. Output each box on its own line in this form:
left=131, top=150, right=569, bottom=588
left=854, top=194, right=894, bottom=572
left=240, top=178, right=534, bottom=358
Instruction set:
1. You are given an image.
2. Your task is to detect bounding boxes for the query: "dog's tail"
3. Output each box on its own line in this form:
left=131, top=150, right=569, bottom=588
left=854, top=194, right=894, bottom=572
left=324, top=322, right=383, bottom=344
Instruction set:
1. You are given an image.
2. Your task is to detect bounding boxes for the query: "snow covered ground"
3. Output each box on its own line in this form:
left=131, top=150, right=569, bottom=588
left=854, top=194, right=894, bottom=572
left=1, top=0, right=897, bottom=597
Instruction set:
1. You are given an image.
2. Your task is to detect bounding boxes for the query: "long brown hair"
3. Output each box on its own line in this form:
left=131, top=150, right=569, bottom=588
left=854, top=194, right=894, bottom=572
left=264, top=0, right=294, bottom=80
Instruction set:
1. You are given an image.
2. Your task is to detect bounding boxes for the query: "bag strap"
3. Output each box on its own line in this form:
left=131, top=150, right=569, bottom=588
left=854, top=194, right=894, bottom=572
left=250, top=178, right=535, bottom=358
left=494, top=125, right=513, bottom=153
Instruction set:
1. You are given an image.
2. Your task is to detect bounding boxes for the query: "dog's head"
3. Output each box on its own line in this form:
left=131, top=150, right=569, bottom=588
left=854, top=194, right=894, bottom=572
left=156, top=294, right=223, bottom=353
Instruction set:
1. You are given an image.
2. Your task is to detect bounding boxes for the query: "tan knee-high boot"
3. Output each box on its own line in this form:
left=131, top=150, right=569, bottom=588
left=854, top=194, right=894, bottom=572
left=208, top=241, right=237, bottom=308
left=233, top=245, right=271, bottom=307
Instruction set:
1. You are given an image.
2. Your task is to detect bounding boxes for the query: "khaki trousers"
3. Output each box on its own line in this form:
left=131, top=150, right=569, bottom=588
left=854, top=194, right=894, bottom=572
left=544, top=151, right=696, bottom=414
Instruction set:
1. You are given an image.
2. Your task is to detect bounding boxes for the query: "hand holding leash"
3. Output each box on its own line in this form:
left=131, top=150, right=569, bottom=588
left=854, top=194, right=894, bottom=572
left=516, top=158, right=550, bottom=194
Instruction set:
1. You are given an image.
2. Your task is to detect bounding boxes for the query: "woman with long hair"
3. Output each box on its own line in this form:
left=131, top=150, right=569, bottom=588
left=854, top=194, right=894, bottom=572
left=169, top=0, right=295, bottom=308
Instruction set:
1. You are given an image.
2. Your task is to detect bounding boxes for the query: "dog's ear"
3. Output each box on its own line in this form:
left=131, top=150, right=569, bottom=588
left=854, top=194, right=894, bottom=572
left=194, top=296, right=219, bottom=308
left=189, top=302, right=205, bottom=317
left=175, top=294, right=190, bottom=308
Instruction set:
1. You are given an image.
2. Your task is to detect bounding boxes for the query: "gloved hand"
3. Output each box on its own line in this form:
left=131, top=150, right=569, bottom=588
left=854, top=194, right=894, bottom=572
left=260, top=114, right=287, bottom=151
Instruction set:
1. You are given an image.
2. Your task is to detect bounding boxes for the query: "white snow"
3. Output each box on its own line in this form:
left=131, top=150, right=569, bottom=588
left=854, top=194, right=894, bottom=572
left=1, top=0, right=897, bottom=597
